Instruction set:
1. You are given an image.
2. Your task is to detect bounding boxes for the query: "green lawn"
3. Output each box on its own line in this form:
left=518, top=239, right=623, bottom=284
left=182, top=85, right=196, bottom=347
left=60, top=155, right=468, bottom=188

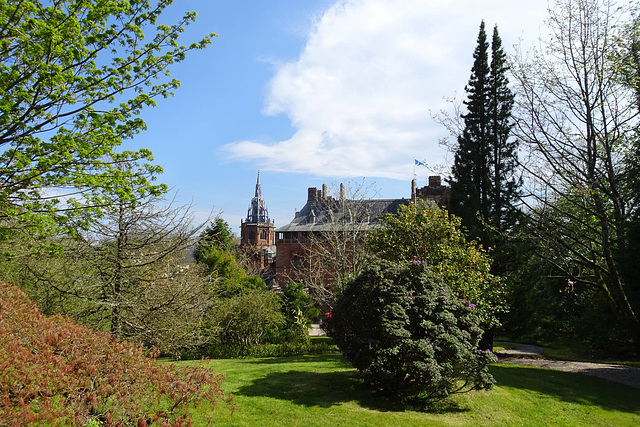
left=184, top=354, right=640, bottom=426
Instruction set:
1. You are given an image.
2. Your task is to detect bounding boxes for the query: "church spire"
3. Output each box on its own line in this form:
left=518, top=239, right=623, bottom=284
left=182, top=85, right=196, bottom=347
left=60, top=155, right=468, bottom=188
left=247, top=170, right=269, bottom=223
left=255, top=170, right=262, bottom=198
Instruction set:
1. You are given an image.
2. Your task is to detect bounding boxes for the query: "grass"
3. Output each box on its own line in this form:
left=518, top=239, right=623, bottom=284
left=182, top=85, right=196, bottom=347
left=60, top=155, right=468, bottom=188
left=493, top=341, right=515, bottom=352
left=183, top=353, right=640, bottom=426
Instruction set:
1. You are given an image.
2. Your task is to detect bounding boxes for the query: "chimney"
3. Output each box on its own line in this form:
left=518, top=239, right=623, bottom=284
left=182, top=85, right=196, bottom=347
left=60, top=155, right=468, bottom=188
left=340, top=183, right=345, bottom=202
left=429, top=176, right=441, bottom=188
left=308, top=187, right=318, bottom=202
left=322, top=183, right=327, bottom=200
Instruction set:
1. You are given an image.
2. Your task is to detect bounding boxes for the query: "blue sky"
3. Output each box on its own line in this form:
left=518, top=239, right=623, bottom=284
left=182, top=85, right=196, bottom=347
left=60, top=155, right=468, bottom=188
left=131, top=0, right=548, bottom=234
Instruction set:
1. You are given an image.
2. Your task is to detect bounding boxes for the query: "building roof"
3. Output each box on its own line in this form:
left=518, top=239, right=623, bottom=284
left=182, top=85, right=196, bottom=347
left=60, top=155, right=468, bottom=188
left=276, top=177, right=448, bottom=234
left=276, top=196, right=408, bottom=233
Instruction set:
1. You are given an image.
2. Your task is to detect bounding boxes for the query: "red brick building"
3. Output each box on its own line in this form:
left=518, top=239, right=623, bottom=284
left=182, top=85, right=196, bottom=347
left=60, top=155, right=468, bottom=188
left=274, top=177, right=448, bottom=286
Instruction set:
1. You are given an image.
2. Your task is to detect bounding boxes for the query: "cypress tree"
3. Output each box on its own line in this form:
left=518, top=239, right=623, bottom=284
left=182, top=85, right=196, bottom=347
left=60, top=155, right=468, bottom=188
left=448, top=22, right=519, bottom=247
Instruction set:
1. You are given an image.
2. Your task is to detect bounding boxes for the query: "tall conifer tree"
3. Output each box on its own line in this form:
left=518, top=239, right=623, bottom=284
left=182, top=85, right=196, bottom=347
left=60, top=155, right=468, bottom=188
left=448, top=22, right=519, bottom=248
left=449, top=21, right=491, bottom=242
left=488, top=25, right=519, bottom=238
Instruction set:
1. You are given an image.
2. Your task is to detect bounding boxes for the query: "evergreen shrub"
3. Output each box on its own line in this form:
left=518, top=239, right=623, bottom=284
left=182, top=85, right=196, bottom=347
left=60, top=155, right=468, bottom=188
left=324, top=262, right=495, bottom=402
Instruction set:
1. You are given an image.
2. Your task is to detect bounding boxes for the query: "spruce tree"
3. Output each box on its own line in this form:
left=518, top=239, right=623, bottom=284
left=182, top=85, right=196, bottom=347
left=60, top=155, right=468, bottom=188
left=488, top=25, right=519, bottom=238
left=449, top=21, right=491, bottom=242
left=448, top=22, right=519, bottom=248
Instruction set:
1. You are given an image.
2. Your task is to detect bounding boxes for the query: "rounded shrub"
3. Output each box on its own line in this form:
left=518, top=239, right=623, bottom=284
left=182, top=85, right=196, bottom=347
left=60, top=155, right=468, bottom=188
left=324, top=261, right=495, bottom=402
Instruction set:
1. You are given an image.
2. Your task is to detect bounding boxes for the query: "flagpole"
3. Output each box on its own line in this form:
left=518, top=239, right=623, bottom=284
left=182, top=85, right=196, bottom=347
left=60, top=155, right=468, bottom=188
left=413, top=159, right=416, bottom=181
left=414, top=158, right=428, bottom=184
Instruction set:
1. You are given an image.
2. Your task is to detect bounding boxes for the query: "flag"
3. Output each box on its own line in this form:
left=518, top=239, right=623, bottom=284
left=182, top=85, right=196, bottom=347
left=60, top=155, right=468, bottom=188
left=414, top=159, right=426, bottom=167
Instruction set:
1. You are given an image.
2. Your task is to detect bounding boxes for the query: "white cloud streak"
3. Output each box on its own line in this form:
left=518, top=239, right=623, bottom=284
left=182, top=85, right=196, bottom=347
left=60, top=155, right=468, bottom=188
left=222, top=0, right=548, bottom=180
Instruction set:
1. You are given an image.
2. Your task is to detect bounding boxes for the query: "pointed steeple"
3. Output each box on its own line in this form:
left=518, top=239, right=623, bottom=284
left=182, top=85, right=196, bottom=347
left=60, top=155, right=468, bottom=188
left=247, top=170, right=269, bottom=223
left=255, top=170, right=262, bottom=198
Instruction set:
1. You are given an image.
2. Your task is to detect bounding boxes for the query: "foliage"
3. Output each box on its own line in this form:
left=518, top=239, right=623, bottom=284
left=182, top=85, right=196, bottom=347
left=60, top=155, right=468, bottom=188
left=198, top=247, right=265, bottom=296
left=324, top=262, right=495, bottom=402
left=194, top=218, right=266, bottom=297
left=447, top=21, right=489, bottom=241
left=500, top=239, right=586, bottom=342
left=105, top=253, right=216, bottom=357
left=2, top=245, right=216, bottom=358
left=511, top=0, right=640, bottom=352
left=614, top=6, right=640, bottom=339
left=208, top=289, right=284, bottom=350
left=369, top=201, right=505, bottom=328
left=193, top=218, right=236, bottom=263
left=500, top=217, right=635, bottom=350
left=0, top=281, right=232, bottom=426
left=74, top=157, right=205, bottom=339
left=505, top=211, right=637, bottom=350
left=280, top=282, right=321, bottom=342
left=0, top=0, right=214, bottom=239
left=448, top=21, right=520, bottom=248
left=0, top=158, right=214, bottom=356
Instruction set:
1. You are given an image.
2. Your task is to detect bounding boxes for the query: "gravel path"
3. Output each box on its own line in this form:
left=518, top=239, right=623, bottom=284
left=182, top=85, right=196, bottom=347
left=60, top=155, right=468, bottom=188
left=496, top=343, right=640, bottom=389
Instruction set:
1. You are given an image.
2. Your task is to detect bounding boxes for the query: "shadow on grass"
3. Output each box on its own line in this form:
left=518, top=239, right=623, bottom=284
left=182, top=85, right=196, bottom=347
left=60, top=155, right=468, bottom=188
left=243, top=354, right=344, bottom=365
left=491, top=364, right=640, bottom=414
left=235, top=368, right=469, bottom=413
left=236, top=369, right=390, bottom=410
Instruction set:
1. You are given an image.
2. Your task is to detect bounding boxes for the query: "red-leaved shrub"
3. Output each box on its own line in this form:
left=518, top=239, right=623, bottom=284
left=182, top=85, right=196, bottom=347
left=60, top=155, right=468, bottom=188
left=0, top=282, right=233, bottom=426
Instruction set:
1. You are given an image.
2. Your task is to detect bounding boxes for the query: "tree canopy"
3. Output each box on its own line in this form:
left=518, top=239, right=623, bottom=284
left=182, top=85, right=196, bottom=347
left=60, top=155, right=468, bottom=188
left=369, top=201, right=506, bottom=328
left=511, top=0, right=640, bottom=352
left=0, top=0, right=214, bottom=240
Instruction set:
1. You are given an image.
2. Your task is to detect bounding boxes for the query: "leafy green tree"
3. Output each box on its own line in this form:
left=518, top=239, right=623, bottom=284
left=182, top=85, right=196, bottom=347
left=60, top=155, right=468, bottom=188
left=210, top=289, right=284, bottom=349
left=193, top=217, right=267, bottom=296
left=448, top=21, right=490, bottom=241
left=324, top=261, right=495, bottom=402
left=511, top=0, right=640, bottom=352
left=487, top=25, right=520, bottom=240
left=614, top=9, right=640, bottom=340
left=198, top=248, right=265, bottom=297
left=369, top=201, right=505, bottom=329
left=0, top=0, right=214, bottom=239
left=448, top=21, right=519, bottom=248
left=0, top=154, right=214, bottom=354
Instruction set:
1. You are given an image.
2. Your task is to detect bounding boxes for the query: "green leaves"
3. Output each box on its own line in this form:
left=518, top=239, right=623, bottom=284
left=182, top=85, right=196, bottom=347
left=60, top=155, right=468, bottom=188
left=369, top=201, right=506, bottom=327
left=0, top=0, right=214, bottom=246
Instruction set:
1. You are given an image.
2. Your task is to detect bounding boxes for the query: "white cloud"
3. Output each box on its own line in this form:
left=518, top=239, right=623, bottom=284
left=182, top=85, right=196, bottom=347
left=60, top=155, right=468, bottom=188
left=222, top=0, right=547, bottom=180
